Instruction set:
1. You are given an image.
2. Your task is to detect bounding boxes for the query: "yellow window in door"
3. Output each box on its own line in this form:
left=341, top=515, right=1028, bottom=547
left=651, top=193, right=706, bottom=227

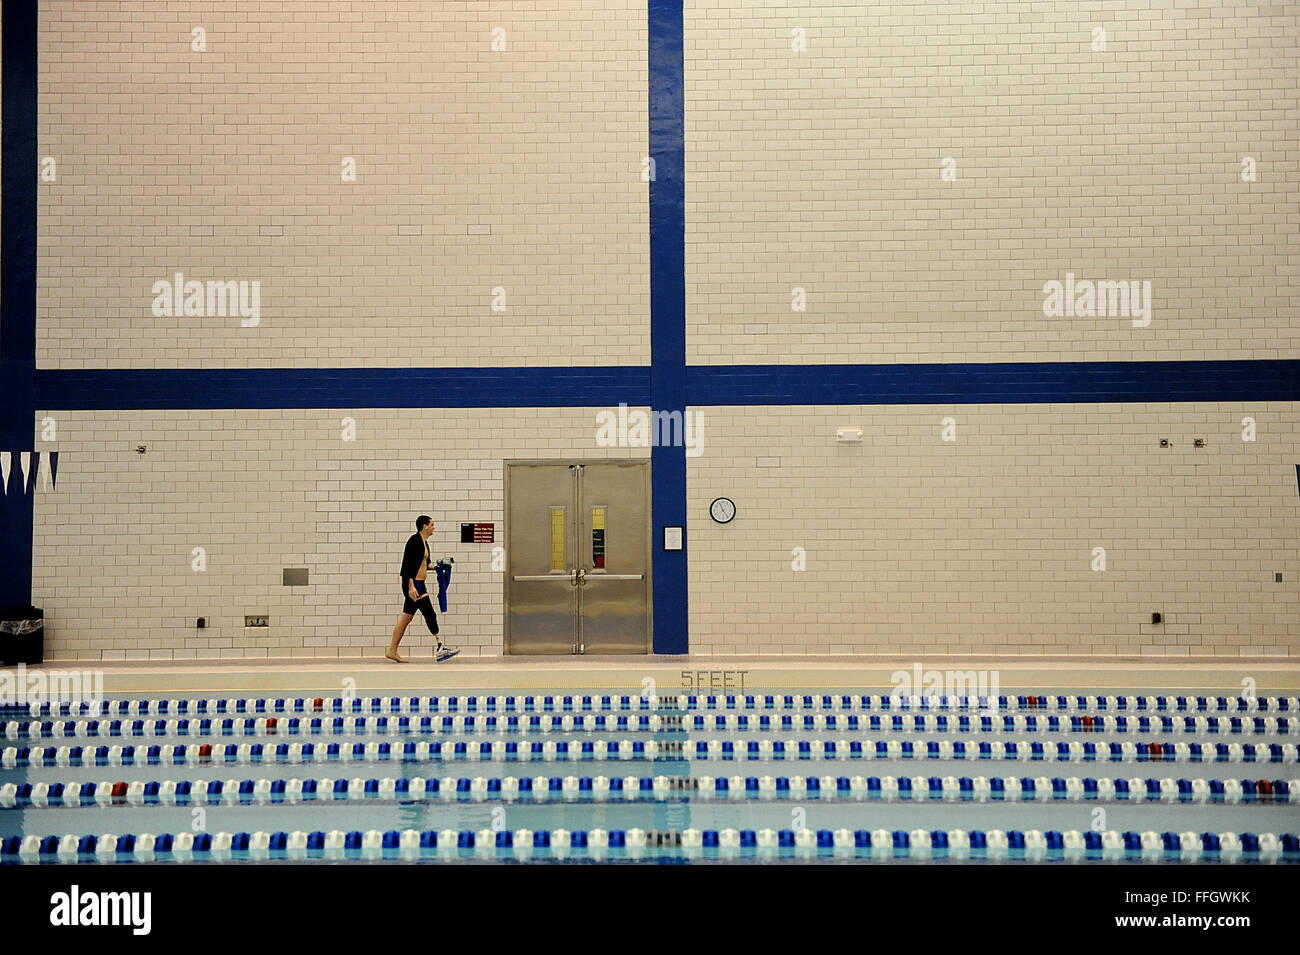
left=550, top=507, right=565, bottom=572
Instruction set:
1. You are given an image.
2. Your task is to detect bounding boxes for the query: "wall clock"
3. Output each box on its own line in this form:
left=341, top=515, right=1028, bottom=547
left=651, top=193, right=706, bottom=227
left=709, top=497, right=736, bottom=524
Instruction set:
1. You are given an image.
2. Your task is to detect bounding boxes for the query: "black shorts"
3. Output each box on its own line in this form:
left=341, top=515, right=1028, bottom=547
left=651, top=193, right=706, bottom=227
left=402, top=578, right=430, bottom=615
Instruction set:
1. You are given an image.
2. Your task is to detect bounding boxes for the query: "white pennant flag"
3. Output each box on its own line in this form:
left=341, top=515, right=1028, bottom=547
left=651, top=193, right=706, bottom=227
left=42, top=451, right=53, bottom=491
left=0, top=452, right=9, bottom=494
left=20, top=452, right=31, bottom=493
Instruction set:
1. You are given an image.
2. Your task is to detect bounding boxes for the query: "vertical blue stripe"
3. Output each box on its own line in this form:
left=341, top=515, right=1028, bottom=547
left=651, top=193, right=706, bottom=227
left=1, top=0, right=38, bottom=611
left=649, top=0, right=687, bottom=654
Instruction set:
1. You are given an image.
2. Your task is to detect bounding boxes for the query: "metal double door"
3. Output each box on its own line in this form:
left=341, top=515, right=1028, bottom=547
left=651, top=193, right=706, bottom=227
left=505, top=460, right=651, bottom=654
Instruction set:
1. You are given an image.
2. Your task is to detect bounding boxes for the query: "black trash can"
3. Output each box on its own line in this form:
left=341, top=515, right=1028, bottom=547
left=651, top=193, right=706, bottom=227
left=0, top=606, right=43, bottom=666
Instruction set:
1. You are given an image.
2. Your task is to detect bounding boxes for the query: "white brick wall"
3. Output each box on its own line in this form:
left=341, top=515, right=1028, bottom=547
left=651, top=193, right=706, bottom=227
left=685, top=1, right=1299, bottom=364
left=37, top=1, right=649, bottom=368
left=688, top=403, right=1299, bottom=656
left=23, top=2, right=1299, bottom=660
left=31, top=408, right=649, bottom=660
left=31, top=403, right=1296, bottom=659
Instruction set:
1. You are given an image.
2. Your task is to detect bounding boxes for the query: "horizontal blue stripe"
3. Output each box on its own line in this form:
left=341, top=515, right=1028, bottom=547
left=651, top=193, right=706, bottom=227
left=688, top=360, right=1300, bottom=405
left=35, top=359, right=1300, bottom=411
left=36, top=367, right=651, bottom=410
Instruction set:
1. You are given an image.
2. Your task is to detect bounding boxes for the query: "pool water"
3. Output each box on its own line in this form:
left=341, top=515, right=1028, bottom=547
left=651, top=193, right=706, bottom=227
left=2, top=689, right=1297, bottom=864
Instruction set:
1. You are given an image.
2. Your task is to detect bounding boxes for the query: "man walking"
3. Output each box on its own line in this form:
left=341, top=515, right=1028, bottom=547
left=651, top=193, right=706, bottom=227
left=388, top=515, right=459, bottom=662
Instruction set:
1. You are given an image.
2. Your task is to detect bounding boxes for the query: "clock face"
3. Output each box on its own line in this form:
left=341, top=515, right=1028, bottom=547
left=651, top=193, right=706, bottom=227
left=710, top=497, right=736, bottom=524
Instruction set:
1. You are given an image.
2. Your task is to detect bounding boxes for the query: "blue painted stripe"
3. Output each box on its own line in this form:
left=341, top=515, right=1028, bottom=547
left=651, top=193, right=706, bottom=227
left=35, top=359, right=1300, bottom=410
left=688, top=360, right=1300, bottom=405
left=36, top=359, right=1300, bottom=411
left=1, top=0, right=38, bottom=611
left=649, top=0, right=686, bottom=654
left=37, top=367, right=650, bottom=410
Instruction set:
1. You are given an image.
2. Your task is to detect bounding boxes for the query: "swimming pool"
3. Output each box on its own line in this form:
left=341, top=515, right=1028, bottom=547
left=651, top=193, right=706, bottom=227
left=3, top=690, right=1297, bottom=864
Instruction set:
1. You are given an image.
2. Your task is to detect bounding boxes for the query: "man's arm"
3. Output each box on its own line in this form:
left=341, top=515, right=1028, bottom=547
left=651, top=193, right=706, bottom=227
left=400, top=536, right=423, bottom=578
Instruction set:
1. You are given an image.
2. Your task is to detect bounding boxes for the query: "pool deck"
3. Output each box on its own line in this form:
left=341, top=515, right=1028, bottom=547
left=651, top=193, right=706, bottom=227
left=16, top=654, right=1300, bottom=695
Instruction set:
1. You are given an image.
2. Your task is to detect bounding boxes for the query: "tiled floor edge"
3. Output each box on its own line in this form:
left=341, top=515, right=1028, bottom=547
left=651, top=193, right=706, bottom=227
left=13, top=656, right=1298, bottom=694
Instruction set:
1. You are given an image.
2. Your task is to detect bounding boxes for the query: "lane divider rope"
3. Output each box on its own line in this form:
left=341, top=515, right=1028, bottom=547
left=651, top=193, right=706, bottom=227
left=3, top=693, right=1294, bottom=720
left=3, top=827, right=1296, bottom=864
left=6, top=712, right=1298, bottom=741
left=6, top=738, right=1297, bottom=769
left=2, top=773, right=1296, bottom=810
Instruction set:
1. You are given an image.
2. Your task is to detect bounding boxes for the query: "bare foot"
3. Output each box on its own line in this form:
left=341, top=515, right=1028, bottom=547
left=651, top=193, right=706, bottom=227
left=385, top=650, right=406, bottom=663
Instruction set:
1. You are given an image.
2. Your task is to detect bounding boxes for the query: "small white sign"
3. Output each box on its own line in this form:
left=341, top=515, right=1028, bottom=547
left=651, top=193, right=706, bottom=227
left=663, top=526, right=683, bottom=551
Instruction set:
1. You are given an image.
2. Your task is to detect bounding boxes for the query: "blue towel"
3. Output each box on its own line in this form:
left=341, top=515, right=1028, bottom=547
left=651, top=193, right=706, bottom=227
left=435, top=562, right=452, bottom=612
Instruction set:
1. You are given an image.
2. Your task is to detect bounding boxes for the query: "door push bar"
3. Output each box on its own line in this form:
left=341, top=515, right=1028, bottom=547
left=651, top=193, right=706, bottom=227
left=512, top=568, right=644, bottom=584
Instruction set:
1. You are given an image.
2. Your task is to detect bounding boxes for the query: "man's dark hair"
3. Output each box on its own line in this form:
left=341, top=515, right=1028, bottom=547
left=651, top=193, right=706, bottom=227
left=416, top=515, right=432, bottom=532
